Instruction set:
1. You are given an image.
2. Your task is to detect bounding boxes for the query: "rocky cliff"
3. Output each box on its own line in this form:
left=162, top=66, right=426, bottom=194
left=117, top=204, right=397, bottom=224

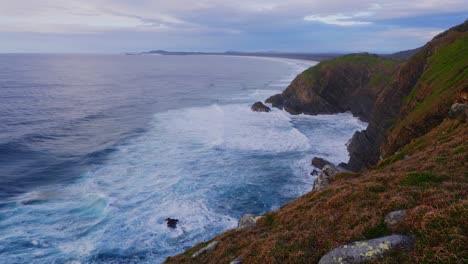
left=267, top=21, right=468, bottom=171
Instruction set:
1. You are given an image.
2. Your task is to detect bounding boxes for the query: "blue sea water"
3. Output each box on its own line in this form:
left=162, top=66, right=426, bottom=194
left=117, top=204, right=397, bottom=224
left=0, top=54, right=366, bottom=263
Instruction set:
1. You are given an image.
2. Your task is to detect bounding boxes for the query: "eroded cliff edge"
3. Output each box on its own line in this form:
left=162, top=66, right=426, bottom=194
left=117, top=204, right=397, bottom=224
left=266, top=21, right=468, bottom=171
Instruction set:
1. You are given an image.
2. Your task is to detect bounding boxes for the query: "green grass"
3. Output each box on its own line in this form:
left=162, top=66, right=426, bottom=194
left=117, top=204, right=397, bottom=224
left=263, top=214, right=275, bottom=227
left=367, top=185, right=386, bottom=193
left=376, top=151, right=408, bottom=168
left=300, top=53, right=398, bottom=86
left=363, top=221, right=390, bottom=239
left=400, top=172, right=448, bottom=187
left=453, top=146, right=466, bottom=155
left=393, top=36, right=468, bottom=133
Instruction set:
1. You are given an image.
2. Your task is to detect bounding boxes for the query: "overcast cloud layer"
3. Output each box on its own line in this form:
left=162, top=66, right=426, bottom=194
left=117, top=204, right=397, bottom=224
left=0, top=0, right=466, bottom=53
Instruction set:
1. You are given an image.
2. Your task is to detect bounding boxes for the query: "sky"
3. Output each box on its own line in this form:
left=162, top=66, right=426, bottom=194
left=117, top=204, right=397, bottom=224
left=0, top=0, right=466, bottom=53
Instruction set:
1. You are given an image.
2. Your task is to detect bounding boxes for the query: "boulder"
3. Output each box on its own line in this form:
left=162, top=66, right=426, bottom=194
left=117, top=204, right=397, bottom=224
left=448, top=103, right=468, bottom=120
left=384, top=210, right=406, bottom=228
left=165, top=218, right=179, bottom=229
left=313, top=165, right=339, bottom=191
left=311, top=157, right=334, bottom=170
left=318, top=234, right=414, bottom=264
left=251, top=101, right=271, bottom=112
left=192, top=241, right=219, bottom=258
left=238, top=214, right=256, bottom=230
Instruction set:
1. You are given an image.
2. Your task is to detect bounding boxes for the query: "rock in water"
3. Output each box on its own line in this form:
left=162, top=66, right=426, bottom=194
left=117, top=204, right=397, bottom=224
left=237, top=214, right=256, bottom=230
left=318, top=234, right=414, bottom=264
left=251, top=101, right=271, bottom=112
left=192, top=241, right=219, bottom=258
left=311, top=157, right=334, bottom=170
left=165, top=218, right=179, bottom=229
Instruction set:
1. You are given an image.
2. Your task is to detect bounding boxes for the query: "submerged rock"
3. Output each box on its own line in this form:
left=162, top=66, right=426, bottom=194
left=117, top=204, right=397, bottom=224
left=165, top=218, right=179, bottom=229
left=384, top=210, right=406, bottom=228
left=237, top=214, right=256, bottom=230
left=251, top=101, right=271, bottom=112
left=313, top=165, right=339, bottom=191
left=318, top=234, right=414, bottom=264
left=311, top=157, right=334, bottom=170
left=192, top=241, right=219, bottom=258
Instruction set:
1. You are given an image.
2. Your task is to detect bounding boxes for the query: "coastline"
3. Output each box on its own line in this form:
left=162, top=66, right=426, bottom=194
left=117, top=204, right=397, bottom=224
left=166, top=21, right=468, bottom=264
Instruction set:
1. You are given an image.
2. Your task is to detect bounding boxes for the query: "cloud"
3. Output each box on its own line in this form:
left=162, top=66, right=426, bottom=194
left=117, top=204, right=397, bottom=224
left=304, top=14, right=372, bottom=26
left=0, top=0, right=466, bottom=52
left=1, top=0, right=466, bottom=34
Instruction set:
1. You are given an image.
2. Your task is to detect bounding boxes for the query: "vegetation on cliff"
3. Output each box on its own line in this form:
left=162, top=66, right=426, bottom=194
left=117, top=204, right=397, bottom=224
left=167, top=21, right=468, bottom=264
left=266, top=53, right=400, bottom=122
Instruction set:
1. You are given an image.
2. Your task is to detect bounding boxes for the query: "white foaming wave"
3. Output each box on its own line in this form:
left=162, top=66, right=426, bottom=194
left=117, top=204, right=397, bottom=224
left=279, top=155, right=315, bottom=200
left=245, top=89, right=282, bottom=101
left=154, top=104, right=311, bottom=153
left=291, top=113, right=368, bottom=164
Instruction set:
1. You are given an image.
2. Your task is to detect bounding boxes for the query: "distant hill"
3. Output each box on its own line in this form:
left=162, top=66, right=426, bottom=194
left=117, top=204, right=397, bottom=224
left=384, top=47, right=422, bottom=60
left=137, top=50, right=343, bottom=62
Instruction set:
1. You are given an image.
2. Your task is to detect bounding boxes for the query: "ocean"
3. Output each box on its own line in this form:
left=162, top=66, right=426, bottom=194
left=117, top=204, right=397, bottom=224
left=0, top=54, right=366, bottom=263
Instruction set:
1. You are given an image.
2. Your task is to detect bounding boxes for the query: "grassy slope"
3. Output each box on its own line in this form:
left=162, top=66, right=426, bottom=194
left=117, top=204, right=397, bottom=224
left=167, top=26, right=468, bottom=264
left=300, top=53, right=399, bottom=90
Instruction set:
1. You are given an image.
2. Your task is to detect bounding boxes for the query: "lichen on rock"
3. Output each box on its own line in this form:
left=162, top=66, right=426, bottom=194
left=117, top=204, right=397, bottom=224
left=318, top=234, right=414, bottom=263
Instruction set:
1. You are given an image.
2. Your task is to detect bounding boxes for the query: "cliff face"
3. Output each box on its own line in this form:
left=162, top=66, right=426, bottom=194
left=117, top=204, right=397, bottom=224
left=266, top=54, right=403, bottom=171
left=382, top=25, right=468, bottom=157
left=267, top=21, right=468, bottom=171
left=266, top=54, right=400, bottom=122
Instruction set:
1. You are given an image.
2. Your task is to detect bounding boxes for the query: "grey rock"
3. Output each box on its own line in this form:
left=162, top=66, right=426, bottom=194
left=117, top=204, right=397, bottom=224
left=238, top=214, right=256, bottom=230
left=192, top=241, right=219, bottom=258
left=251, top=101, right=271, bottom=112
left=313, top=165, right=339, bottom=191
left=230, top=257, right=242, bottom=264
left=448, top=103, right=468, bottom=119
left=384, top=210, right=406, bottom=228
left=311, top=157, right=334, bottom=170
left=318, top=234, right=414, bottom=264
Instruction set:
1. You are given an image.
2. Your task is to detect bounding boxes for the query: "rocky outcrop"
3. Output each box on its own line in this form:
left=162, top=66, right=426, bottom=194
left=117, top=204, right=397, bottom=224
left=318, top=235, right=414, bottom=264
left=313, top=165, right=339, bottom=191
left=192, top=241, right=219, bottom=258
left=266, top=53, right=399, bottom=121
left=237, top=214, right=256, bottom=230
left=448, top=103, right=468, bottom=120
left=384, top=210, right=406, bottom=228
left=311, top=157, right=334, bottom=170
left=251, top=101, right=271, bottom=112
